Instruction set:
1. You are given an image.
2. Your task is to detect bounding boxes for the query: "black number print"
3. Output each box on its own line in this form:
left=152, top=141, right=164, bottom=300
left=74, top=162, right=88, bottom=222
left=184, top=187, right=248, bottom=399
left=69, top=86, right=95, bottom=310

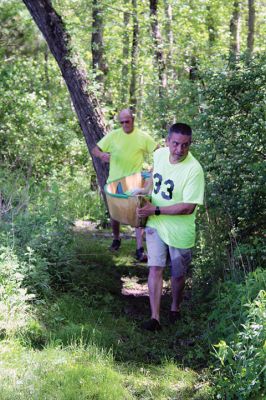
left=153, top=173, right=175, bottom=201
left=161, top=179, right=174, bottom=200
left=153, top=173, right=162, bottom=194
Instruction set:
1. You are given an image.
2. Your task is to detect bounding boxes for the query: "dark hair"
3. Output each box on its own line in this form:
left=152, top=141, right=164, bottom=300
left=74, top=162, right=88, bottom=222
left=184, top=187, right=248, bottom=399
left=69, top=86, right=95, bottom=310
left=168, top=123, right=192, bottom=138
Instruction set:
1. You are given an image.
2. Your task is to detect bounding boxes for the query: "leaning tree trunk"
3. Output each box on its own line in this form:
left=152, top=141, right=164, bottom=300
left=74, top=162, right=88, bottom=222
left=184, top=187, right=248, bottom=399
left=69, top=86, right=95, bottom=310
left=22, top=0, right=108, bottom=193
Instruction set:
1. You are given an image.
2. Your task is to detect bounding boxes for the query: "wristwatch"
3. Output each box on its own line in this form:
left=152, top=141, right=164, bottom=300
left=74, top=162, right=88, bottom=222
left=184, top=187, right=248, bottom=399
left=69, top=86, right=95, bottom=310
left=155, top=206, right=161, bottom=216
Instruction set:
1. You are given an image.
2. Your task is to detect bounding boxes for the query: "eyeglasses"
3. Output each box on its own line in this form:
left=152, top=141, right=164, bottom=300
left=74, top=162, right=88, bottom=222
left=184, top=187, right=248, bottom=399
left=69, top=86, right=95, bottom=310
left=120, top=120, right=131, bottom=124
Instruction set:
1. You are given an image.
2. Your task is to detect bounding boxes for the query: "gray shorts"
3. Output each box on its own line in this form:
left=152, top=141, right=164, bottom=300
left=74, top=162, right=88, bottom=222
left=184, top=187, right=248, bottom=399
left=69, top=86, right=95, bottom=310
left=145, top=227, right=192, bottom=278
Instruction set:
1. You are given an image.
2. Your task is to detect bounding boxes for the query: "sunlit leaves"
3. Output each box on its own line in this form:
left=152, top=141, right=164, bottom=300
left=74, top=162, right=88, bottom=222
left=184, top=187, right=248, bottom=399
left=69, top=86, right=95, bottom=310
left=0, top=57, right=87, bottom=179
left=196, top=55, right=266, bottom=268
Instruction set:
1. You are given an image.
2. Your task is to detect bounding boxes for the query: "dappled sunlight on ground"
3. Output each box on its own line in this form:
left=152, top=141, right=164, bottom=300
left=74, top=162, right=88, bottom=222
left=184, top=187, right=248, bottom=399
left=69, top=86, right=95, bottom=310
left=121, top=275, right=149, bottom=297
left=121, top=275, right=170, bottom=297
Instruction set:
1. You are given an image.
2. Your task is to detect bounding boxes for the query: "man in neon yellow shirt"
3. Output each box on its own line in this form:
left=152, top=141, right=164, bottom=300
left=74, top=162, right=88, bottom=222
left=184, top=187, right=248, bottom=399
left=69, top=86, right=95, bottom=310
left=92, top=109, right=157, bottom=260
left=135, top=123, right=205, bottom=331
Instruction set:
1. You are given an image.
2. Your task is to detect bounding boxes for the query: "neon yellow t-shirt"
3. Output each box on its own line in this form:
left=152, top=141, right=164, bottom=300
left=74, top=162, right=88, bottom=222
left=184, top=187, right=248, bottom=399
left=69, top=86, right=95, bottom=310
left=147, top=147, right=205, bottom=249
left=97, top=127, right=157, bottom=182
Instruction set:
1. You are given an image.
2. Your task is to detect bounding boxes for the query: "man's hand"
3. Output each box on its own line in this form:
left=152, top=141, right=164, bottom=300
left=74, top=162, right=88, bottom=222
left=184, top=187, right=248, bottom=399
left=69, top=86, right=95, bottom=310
left=92, top=146, right=110, bottom=163
left=131, top=188, right=145, bottom=196
left=137, top=201, right=156, bottom=217
left=100, top=152, right=110, bottom=163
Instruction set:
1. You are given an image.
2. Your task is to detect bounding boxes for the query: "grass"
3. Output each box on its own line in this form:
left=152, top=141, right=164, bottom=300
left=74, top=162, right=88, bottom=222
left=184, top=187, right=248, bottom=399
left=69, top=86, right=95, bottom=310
left=0, top=340, right=130, bottom=400
left=0, top=340, right=212, bottom=399
left=0, top=228, right=214, bottom=399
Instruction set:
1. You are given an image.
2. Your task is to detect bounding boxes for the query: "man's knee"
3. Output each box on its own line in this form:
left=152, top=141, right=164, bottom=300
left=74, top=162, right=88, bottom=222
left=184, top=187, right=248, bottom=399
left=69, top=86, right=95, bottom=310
left=170, top=249, right=192, bottom=278
left=149, top=266, right=164, bottom=279
left=171, top=275, right=185, bottom=284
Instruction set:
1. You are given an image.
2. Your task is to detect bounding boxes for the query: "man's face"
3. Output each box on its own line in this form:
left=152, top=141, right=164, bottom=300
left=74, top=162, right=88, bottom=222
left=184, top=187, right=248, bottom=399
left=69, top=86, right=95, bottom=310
left=118, top=111, right=134, bottom=134
left=167, top=132, right=191, bottom=162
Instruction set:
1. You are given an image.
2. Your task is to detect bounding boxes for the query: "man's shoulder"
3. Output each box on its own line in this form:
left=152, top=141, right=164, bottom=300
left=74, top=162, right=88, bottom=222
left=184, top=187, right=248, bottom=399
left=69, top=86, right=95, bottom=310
left=188, top=153, right=203, bottom=169
left=109, top=127, right=123, bottom=136
left=100, top=127, right=123, bottom=141
left=135, top=127, right=156, bottom=138
left=186, top=153, right=204, bottom=177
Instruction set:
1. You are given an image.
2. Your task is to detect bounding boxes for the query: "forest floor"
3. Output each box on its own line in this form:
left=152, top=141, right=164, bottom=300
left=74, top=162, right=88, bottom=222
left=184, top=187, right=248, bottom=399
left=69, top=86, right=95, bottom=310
left=0, top=222, right=214, bottom=399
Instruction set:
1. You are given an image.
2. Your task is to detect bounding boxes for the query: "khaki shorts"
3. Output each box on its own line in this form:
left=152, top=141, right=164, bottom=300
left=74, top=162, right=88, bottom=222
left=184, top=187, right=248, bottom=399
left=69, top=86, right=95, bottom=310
left=145, top=227, right=192, bottom=278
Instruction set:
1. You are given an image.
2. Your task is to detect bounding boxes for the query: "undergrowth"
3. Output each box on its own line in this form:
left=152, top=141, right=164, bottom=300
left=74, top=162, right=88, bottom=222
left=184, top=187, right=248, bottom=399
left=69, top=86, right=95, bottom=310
left=0, top=169, right=265, bottom=399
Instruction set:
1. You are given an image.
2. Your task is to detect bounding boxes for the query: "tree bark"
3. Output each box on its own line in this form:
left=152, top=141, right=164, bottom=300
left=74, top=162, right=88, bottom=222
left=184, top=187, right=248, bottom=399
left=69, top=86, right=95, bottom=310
left=22, top=0, right=108, bottom=193
left=149, top=0, right=167, bottom=96
left=189, top=55, right=198, bottom=81
left=206, top=5, right=217, bottom=47
left=129, top=0, right=139, bottom=112
left=44, top=43, right=50, bottom=106
left=91, top=0, right=108, bottom=83
left=229, top=1, right=241, bottom=60
left=163, top=0, right=174, bottom=80
left=121, top=0, right=130, bottom=104
left=247, top=0, right=255, bottom=55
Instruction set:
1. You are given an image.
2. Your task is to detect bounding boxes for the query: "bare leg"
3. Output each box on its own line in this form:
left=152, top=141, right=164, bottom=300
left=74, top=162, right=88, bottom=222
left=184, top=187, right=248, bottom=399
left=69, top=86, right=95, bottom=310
left=170, top=276, right=185, bottom=312
left=148, top=266, right=164, bottom=321
left=111, top=219, right=120, bottom=240
left=135, top=227, right=143, bottom=249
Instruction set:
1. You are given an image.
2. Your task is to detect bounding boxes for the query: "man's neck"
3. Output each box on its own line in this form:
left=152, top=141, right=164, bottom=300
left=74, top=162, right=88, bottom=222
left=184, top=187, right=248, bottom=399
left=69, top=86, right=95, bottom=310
left=169, top=152, right=189, bottom=164
left=122, top=128, right=135, bottom=134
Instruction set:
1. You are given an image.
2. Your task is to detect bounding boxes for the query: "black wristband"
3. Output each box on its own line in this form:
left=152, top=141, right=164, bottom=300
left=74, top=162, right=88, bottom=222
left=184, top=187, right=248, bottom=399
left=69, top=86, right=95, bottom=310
left=155, top=206, right=161, bottom=216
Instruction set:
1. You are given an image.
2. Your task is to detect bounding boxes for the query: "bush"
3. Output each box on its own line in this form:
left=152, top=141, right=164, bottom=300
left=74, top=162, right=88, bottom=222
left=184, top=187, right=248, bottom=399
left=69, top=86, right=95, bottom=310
left=0, top=56, right=86, bottom=179
left=210, top=270, right=266, bottom=399
left=0, top=247, right=35, bottom=336
left=196, top=54, right=266, bottom=272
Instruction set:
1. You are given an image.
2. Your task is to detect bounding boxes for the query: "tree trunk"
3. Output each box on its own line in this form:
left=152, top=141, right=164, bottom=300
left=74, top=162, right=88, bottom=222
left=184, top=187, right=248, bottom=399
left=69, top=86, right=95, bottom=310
left=247, top=0, right=255, bottom=55
left=149, top=0, right=167, bottom=96
left=121, top=0, right=130, bottom=104
left=137, top=74, right=144, bottom=121
left=189, top=55, right=198, bottom=81
left=229, top=1, right=241, bottom=60
left=163, top=0, right=174, bottom=80
left=91, top=0, right=108, bottom=84
left=206, top=5, right=217, bottom=47
left=22, top=0, right=108, bottom=193
left=44, top=43, right=50, bottom=106
left=129, top=0, right=139, bottom=112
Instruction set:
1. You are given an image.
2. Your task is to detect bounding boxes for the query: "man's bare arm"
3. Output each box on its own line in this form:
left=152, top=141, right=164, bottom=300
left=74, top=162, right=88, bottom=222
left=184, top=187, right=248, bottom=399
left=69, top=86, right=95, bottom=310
left=92, top=145, right=110, bottom=163
left=137, top=202, right=196, bottom=217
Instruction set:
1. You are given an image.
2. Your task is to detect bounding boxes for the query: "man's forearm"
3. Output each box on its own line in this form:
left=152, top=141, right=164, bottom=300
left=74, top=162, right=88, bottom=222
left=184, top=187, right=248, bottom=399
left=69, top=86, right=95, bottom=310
left=158, top=203, right=196, bottom=215
left=92, top=146, right=102, bottom=158
left=92, top=146, right=110, bottom=163
left=137, top=202, right=196, bottom=218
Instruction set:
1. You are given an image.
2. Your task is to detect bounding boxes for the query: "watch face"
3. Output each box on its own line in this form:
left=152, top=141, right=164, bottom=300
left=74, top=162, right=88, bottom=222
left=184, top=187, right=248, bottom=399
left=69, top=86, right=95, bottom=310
left=155, top=207, right=160, bottom=215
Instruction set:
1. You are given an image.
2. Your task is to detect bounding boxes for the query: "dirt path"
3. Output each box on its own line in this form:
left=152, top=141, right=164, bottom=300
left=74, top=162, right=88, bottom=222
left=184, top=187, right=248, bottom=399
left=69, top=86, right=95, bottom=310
left=73, top=219, right=136, bottom=239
